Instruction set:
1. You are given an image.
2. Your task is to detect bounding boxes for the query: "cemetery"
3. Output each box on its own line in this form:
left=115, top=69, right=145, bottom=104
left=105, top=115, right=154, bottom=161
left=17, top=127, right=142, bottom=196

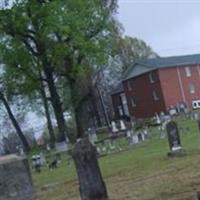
left=2, top=110, right=200, bottom=199
left=1, top=1, right=200, bottom=200
left=27, top=113, right=200, bottom=200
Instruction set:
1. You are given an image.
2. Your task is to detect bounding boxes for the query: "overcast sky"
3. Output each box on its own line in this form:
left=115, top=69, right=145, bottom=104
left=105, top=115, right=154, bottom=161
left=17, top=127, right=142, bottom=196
left=118, top=0, right=200, bottom=57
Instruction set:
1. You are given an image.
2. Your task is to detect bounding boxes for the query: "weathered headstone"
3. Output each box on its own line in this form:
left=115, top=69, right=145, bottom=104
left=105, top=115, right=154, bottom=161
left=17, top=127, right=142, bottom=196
left=0, top=155, right=35, bottom=200
left=108, top=140, right=116, bottom=151
left=40, top=152, right=46, bottom=166
left=194, top=113, right=199, bottom=121
left=55, top=141, right=68, bottom=153
left=166, top=121, right=182, bottom=152
left=138, top=132, right=145, bottom=142
left=16, top=145, right=25, bottom=156
left=32, top=155, right=41, bottom=173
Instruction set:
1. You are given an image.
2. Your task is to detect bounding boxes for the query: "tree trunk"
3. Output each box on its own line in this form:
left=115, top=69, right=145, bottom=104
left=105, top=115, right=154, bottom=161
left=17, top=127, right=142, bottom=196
left=0, top=92, right=30, bottom=153
left=39, top=75, right=56, bottom=148
left=72, top=138, right=108, bottom=200
left=96, top=86, right=111, bottom=129
left=74, top=107, right=85, bottom=139
left=90, top=91, right=102, bottom=127
left=70, top=82, right=108, bottom=200
left=43, top=65, right=67, bottom=142
left=67, top=72, right=108, bottom=199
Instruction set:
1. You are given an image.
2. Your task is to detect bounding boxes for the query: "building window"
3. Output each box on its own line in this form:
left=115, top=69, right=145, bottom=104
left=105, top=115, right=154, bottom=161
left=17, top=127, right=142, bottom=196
left=152, top=90, right=159, bottom=101
left=127, top=81, right=132, bottom=91
left=131, top=97, right=136, bottom=107
left=149, top=72, right=155, bottom=83
left=189, top=83, right=195, bottom=94
left=185, top=66, right=191, bottom=77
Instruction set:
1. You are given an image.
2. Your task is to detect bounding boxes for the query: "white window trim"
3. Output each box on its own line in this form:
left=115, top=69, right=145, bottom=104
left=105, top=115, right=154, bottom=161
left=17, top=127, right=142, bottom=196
left=189, top=83, right=195, bottom=94
left=152, top=90, right=159, bottom=101
left=131, top=97, right=136, bottom=107
left=185, top=66, right=191, bottom=77
left=127, top=81, right=132, bottom=91
left=149, top=72, right=155, bottom=83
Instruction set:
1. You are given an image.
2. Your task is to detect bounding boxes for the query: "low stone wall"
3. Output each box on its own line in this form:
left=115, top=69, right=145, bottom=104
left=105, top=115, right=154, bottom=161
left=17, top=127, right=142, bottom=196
left=0, top=154, right=35, bottom=200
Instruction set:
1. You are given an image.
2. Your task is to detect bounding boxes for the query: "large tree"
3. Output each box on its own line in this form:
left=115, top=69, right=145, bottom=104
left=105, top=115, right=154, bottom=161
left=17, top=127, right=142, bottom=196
left=0, top=92, right=30, bottom=152
left=113, top=35, right=158, bottom=73
left=0, top=0, right=118, bottom=199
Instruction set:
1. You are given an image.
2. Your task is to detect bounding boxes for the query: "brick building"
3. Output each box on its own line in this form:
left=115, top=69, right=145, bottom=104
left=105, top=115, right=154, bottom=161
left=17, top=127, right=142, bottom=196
left=111, top=54, right=200, bottom=119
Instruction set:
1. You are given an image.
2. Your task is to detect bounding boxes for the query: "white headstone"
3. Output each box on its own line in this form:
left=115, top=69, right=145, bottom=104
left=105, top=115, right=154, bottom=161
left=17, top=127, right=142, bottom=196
left=120, top=120, right=126, bottom=131
left=88, top=128, right=97, bottom=145
left=169, top=108, right=177, bottom=116
left=111, top=121, right=119, bottom=133
left=39, top=153, right=46, bottom=166
left=156, top=114, right=161, bottom=124
left=126, top=130, right=132, bottom=138
left=131, top=134, right=139, bottom=144
left=102, top=146, right=107, bottom=152
left=96, top=146, right=101, bottom=154
left=108, top=141, right=116, bottom=150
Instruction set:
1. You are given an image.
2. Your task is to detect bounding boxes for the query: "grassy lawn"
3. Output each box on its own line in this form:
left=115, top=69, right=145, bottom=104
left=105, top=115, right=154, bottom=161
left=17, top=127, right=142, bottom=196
left=34, top=116, right=200, bottom=200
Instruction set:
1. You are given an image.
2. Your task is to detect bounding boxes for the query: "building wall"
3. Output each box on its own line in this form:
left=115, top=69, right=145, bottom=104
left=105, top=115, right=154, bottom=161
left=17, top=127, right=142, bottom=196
left=112, top=64, right=200, bottom=119
left=178, top=64, right=200, bottom=109
left=158, top=67, right=183, bottom=110
left=159, top=64, right=200, bottom=110
left=123, top=70, right=166, bottom=118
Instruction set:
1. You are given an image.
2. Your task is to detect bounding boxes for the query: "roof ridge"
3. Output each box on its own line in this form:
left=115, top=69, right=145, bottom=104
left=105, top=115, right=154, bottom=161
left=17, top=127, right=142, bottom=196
left=123, top=53, right=200, bottom=81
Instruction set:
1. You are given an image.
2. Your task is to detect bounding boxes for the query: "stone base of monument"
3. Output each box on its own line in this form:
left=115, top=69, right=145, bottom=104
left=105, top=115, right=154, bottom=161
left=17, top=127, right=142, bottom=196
left=167, top=148, right=186, bottom=157
left=0, top=154, right=35, bottom=200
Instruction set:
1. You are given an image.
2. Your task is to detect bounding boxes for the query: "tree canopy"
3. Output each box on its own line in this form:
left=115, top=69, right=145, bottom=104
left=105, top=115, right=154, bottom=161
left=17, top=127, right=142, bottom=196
left=0, top=0, right=118, bottom=142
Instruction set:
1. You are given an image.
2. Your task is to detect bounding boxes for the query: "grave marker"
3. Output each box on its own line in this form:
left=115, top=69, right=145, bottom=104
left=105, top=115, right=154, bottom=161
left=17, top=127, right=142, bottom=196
left=55, top=141, right=68, bottom=153
left=0, top=155, right=35, bottom=200
left=166, top=121, right=182, bottom=152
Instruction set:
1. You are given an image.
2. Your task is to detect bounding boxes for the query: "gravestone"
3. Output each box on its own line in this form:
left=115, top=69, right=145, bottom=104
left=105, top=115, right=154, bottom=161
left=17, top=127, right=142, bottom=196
left=143, top=129, right=148, bottom=139
left=40, top=152, right=46, bottom=166
left=31, top=155, right=42, bottom=173
left=138, top=132, right=145, bottom=142
left=16, top=145, right=25, bottom=156
left=108, top=140, right=116, bottom=151
left=194, top=113, right=199, bottom=120
left=0, top=155, right=35, bottom=200
left=131, top=134, right=139, bottom=144
left=88, top=127, right=97, bottom=145
left=169, top=108, right=177, bottom=116
left=166, top=121, right=182, bottom=152
left=55, top=141, right=68, bottom=153
left=119, top=120, right=126, bottom=131
left=126, top=130, right=132, bottom=144
left=155, top=113, right=161, bottom=124
left=111, top=121, right=119, bottom=133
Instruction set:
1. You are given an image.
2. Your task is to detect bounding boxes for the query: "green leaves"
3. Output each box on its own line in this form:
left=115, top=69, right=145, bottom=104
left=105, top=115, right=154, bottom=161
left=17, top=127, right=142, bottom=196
left=0, top=0, right=118, bottom=116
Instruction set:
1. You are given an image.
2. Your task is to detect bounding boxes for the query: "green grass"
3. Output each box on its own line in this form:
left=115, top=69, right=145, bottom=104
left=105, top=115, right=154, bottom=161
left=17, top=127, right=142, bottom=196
left=33, top=116, right=200, bottom=200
